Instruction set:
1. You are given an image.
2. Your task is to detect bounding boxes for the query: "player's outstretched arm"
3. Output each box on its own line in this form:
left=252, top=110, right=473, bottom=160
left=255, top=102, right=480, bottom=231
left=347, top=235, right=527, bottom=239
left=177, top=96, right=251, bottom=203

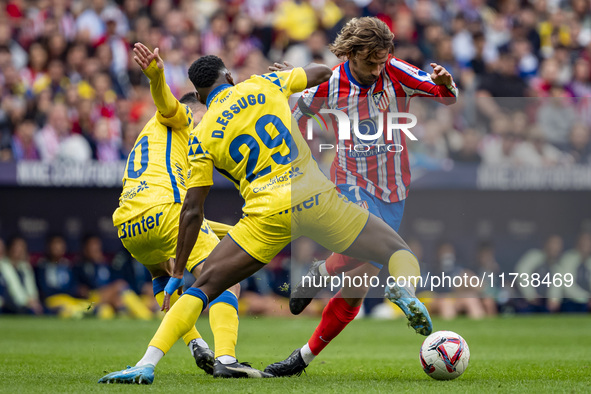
left=302, top=63, right=332, bottom=88
left=133, top=42, right=179, bottom=118
left=389, top=58, right=457, bottom=105
left=162, top=185, right=210, bottom=311
left=269, top=61, right=331, bottom=89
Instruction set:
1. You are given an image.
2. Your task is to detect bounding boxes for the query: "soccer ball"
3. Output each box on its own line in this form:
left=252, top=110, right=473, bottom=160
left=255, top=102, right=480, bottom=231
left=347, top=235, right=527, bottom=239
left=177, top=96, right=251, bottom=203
left=419, top=330, right=470, bottom=380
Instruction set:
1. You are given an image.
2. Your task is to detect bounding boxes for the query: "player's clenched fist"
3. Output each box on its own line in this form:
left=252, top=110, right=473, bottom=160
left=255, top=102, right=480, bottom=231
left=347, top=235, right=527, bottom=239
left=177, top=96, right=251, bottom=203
left=429, top=63, right=453, bottom=86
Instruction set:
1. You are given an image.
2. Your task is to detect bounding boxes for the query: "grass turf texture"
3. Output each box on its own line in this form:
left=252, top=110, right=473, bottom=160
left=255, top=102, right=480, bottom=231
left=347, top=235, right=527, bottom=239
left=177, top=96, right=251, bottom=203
left=1, top=315, right=590, bottom=393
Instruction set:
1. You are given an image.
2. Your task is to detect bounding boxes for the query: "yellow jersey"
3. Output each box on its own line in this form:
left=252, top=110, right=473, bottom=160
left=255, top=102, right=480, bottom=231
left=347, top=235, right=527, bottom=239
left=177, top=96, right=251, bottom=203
left=187, top=67, right=334, bottom=216
left=113, top=64, right=193, bottom=225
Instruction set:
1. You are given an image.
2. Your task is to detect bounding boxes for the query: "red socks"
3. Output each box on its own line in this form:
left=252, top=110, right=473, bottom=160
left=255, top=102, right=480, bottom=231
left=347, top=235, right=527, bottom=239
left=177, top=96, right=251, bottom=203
left=307, top=256, right=367, bottom=355
left=308, top=292, right=361, bottom=355
left=325, top=253, right=365, bottom=275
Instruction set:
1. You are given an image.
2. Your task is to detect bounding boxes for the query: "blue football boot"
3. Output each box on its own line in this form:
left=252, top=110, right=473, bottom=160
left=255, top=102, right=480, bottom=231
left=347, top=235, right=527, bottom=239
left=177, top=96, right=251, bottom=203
left=385, top=284, right=433, bottom=336
left=98, top=364, right=155, bottom=384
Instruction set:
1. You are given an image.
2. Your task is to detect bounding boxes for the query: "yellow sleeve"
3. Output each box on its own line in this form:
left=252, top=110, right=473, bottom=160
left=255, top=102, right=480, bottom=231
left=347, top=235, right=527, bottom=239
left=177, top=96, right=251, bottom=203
left=187, top=130, right=214, bottom=188
left=259, top=67, right=308, bottom=97
left=207, top=220, right=233, bottom=239
left=143, top=61, right=189, bottom=130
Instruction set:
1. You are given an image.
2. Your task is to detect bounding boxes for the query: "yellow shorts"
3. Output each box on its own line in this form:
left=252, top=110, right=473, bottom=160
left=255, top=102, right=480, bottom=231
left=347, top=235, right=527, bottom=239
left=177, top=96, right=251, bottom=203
left=116, top=203, right=219, bottom=273
left=228, top=188, right=369, bottom=263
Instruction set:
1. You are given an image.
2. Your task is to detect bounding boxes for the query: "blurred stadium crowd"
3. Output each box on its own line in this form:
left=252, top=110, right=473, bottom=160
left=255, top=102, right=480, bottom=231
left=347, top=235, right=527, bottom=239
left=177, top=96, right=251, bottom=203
left=1, top=0, right=591, bottom=165
left=1, top=0, right=591, bottom=318
left=1, top=231, right=590, bottom=318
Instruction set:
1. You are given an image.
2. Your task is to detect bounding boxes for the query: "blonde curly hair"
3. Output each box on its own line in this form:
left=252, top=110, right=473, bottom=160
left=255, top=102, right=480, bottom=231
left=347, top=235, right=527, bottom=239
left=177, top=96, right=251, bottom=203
left=329, top=17, right=395, bottom=60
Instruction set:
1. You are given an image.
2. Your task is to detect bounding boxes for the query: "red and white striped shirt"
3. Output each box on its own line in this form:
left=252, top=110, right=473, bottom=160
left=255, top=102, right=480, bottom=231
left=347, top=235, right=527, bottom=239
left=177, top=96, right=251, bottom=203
left=293, top=56, right=458, bottom=203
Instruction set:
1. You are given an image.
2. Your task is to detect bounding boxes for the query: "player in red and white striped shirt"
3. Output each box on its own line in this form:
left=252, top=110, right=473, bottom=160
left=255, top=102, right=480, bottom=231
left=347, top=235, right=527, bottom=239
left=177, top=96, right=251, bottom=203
left=266, top=17, right=457, bottom=377
left=294, top=38, right=458, bottom=205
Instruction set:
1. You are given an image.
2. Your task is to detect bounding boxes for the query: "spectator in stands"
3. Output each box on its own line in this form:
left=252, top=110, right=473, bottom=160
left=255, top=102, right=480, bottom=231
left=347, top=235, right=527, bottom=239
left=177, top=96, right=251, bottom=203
left=477, top=52, right=529, bottom=116
left=511, top=36, right=538, bottom=80
left=566, top=123, right=591, bottom=164
left=74, top=235, right=152, bottom=319
left=2, top=0, right=591, bottom=171
left=475, top=242, right=504, bottom=316
left=536, top=85, right=577, bottom=147
left=410, top=119, right=450, bottom=170
left=449, top=128, right=482, bottom=164
left=228, top=13, right=265, bottom=67
left=429, top=241, right=485, bottom=320
left=450, top=13, right=474, bottom=68
left=118, top=121, right=140, bottom=160
left=98, top=10, right=131, bottom=97
left=110, top=248, right=154, bottom=311
left=0, top=236, right=43, bottom=314
left=284, top=29, right=338, bottom=68
left=47, top=34, right=68, bottom=62
left=519, top=125, right=565, bottom=167
left=34, top=102, right=74, bottom=161
left=483, top=52, right=528, bottom=99
left=569, top=58, right=591, bottom=98
left=0, top=23, right=27, bottom=69
left=467, top=31, right=488, bottom=76
left=75, top=0, right=107, bottom=46
left=35, top=235, right=88, bottom=317
left=42, top=59, right=69, bottom=101
left=531, top=57, right=562, bottom=97
left=21, top=41, right=48, bottom=93
left=92, top=117, right=120, bottom=162
left=554, top=232, right=591, bottom=312
left=481, top=117, right=524, bottom=166
left=11, top=119, right=38, bottom=160
left=64, top=43, right=88, bottom=84
left=273, top=0, right=319, bottom=45
left=202, top=10, right=230, bottom=57
left=514, top=234, right=565, bottom=313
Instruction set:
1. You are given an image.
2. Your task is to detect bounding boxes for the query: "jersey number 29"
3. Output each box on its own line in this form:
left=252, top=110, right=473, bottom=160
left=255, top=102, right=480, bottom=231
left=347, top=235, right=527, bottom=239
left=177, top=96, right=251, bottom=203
left=229, top=114, right=298, bottom=182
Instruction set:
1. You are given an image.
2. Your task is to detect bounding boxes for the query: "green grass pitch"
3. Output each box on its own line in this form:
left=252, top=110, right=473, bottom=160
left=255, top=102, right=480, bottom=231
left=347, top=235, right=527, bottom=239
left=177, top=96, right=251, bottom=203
left=1, top=315, right=590, bottom=393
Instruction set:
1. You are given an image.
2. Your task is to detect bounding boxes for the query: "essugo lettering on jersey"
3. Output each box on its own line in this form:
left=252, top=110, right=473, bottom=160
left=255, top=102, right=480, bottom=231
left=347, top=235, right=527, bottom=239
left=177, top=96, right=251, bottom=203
left=120, top=212, right=164, bottom=239
left=212, top=94, right=266, bottom=139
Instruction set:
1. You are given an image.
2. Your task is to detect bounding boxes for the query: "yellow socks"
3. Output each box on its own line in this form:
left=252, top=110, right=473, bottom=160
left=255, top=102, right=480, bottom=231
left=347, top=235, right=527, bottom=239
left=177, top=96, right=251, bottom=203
left=149, top=287, right=208, bottom=354
left=208, top=290, right=239, bottom=359
left=388, top=249, right=421, bottom=288
left=149, top=280, right=240, bottom=359
left=154, top=290, right=201, bottom=345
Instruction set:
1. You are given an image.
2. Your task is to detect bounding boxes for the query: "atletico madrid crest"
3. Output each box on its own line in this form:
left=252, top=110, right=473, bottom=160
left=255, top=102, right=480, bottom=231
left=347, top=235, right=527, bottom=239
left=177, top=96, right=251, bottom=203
left=372, top=90, right=390, bottom=111
left=357, top=200, right=369, bottom=210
